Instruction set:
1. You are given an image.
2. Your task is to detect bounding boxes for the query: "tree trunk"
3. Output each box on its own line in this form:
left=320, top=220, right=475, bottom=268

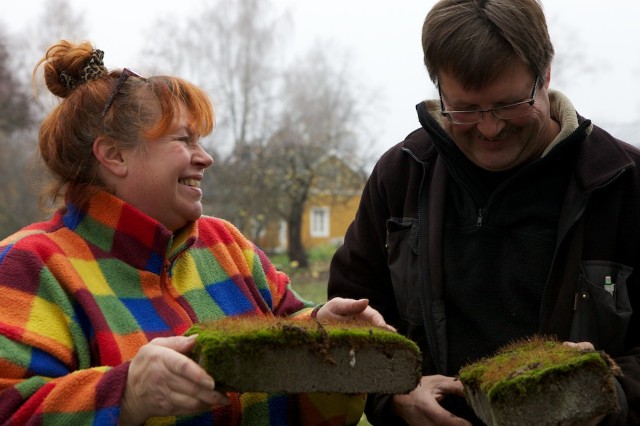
left=287, top=203, right=308, bottom=268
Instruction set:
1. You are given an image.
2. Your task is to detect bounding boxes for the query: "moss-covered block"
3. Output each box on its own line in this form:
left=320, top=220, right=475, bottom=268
left=459, top=337, right=620, bottom=426
left=185, top=317, right=422, bottom=394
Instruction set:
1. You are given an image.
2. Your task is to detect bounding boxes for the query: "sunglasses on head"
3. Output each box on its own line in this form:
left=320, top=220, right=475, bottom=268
left=100, top=68, right=144, bottom=118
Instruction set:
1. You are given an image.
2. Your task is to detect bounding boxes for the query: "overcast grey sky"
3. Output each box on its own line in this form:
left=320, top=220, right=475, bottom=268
left=6, top=0, right=640, bottom=155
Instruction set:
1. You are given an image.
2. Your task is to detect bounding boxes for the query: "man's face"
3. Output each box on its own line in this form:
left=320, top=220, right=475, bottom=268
left=438, top=62, right=557, bottom=171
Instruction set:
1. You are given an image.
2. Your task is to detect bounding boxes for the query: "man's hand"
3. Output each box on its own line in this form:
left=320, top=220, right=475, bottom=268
left=392, top=375, right=472, bottom=426
left=316, top=297, right=396, bottom=331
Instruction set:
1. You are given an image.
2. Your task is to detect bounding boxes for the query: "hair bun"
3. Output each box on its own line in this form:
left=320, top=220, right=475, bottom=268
left=40, top=40, right=108, bottom=98
left=59, top=49, right=107, bottom=91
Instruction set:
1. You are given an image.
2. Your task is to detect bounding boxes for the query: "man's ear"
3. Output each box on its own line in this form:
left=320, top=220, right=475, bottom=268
left=93, top=136, right=128, bottom=177
left=543, top=67, right=552, bottom=89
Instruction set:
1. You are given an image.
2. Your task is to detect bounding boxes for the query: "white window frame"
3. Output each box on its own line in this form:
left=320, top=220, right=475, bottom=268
left=310, top=206, right=330, bottom=238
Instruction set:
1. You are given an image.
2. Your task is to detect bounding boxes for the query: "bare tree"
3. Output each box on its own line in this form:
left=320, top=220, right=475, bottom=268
left=0, top=28, right=40, bottom=236
left=11, top=0, right=88, bottom=118
left=141, top=0, right=293, bottom=236
left=0, top=0, right=87, bottom=237
left=143, top=0, right=290, bottom=153
left=0, top=129, right=45, bottom=236
left=0, top=32, right=32, bottom=134
left=257, top=44, right=369, bottom=266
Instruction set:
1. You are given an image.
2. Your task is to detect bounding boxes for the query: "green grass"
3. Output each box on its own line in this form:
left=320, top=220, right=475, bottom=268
left=293, top=279, right=329, bottom=304
left=269, top=247, right=334, bottom=303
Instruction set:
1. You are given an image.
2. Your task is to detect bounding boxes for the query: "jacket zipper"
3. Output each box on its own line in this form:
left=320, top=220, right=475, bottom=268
left=467, top=142, right=567, bottom=227
left=403, top=147, right=444, bottom=374
left=160, top=257, right=192, bottom=325
left=403, top=141, right=629, bottom=373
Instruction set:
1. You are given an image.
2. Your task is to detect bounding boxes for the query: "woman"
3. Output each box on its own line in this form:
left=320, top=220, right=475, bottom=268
left=0, top=40, right=386, bottom=425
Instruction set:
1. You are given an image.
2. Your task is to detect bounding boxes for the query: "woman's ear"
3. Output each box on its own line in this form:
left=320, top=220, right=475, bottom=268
left=93, top=136, right=128, bottom=177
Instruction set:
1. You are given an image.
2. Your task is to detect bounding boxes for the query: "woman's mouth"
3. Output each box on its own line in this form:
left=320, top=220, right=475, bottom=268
left=179, top=178, right=201, bottom=188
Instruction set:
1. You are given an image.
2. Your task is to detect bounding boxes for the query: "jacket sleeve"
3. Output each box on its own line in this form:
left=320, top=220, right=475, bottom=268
left=327, top=154, right=412, bottom=425
left=0, top=241, right=129, bottom=424
left=255, top=243, right=317, bottom=318
left=612, top=310, right=640, bottom=424
left=219, top=219, right=316, bottom=317
left=327, top=158, right=400, bottom=325
left=579, top=139, right=640, bottom=425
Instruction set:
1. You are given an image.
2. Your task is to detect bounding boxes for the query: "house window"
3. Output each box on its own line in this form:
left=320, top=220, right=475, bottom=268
left=310, top=207, right=330, bottom=238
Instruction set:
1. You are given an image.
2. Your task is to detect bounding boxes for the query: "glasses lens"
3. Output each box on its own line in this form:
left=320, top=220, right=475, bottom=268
left=448, top=111, right=481, bottom=124
left=493, top=102, right=533, bottom=120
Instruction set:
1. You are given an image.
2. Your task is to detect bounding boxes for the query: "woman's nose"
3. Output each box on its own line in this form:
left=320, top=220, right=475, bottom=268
left=195, top=144, right=214, bottom=168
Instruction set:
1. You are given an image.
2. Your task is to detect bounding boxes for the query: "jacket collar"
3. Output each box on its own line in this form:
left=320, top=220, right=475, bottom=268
left=62, top=189, right=198, bottom=274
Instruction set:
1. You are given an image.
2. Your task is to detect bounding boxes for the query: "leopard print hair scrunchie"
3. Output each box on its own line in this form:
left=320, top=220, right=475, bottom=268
left=59, top=49, right=108, bottom=90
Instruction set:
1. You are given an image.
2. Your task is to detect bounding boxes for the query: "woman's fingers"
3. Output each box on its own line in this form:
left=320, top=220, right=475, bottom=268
left=121, top=335, right=229, bottom=423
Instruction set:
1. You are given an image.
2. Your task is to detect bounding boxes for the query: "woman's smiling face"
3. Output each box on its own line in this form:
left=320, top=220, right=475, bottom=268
left=118, top=102, right=214, bottom=231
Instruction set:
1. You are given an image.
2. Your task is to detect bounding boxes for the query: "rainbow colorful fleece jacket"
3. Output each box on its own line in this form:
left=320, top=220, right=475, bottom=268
left=0, top=190, right=365, bottom=425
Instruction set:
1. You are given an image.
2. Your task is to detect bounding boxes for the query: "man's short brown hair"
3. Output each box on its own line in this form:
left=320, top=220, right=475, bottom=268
left=422, top=0, right=554, bottom=89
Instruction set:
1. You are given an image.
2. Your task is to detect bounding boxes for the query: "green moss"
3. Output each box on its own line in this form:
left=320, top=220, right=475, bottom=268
left=459, top=337, right=610, bottom=404
left=186, top=317, right=421, bottom=368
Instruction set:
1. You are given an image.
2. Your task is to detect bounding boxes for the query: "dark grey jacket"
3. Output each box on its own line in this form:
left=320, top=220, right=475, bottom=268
left=328, top=97, right=640, bottom=425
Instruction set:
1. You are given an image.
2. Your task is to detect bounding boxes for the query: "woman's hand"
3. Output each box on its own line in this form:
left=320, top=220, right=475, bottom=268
left=392, top=375, right=472, bottom=426
left=316, top=297, right=396, bottom=331
left=119, top=335, right=229, bottom=425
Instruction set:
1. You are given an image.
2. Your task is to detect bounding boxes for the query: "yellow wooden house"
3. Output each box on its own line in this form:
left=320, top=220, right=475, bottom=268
left=256, top=154, right=366, bottom=253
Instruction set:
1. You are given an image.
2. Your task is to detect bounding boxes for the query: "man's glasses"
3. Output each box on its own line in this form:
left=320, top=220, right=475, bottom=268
left=100, top=68, right=144, bottom=118
left=439, top=77, right=539, bottom=125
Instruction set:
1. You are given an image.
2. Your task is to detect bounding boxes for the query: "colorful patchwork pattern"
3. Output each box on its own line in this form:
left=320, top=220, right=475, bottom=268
left=0, top=190, right=364, bottom=425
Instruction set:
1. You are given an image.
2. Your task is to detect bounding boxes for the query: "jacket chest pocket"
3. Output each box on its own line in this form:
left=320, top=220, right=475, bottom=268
left=569, top=260, right=633, bottom=355
left=386, top=217, right=423, bottom=324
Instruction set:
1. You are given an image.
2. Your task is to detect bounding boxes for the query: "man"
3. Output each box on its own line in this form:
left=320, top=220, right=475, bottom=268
left=328, top=0, right=640, bottom=424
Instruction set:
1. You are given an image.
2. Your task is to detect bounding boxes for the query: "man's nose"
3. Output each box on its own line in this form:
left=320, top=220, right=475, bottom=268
left=476, top=110, right=505, bottom=139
